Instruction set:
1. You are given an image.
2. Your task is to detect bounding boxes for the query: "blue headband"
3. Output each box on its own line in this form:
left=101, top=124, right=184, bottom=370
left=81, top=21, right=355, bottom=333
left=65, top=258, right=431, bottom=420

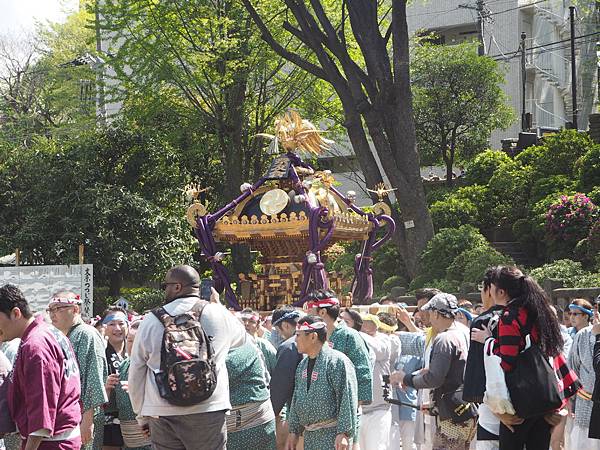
left=102, top=312, right=129, bottom=325
left=568, top=304, right=592, bottom=317
left=457, top=308, right=473, bottom=322
left=272, top=310, right=301, bottom=326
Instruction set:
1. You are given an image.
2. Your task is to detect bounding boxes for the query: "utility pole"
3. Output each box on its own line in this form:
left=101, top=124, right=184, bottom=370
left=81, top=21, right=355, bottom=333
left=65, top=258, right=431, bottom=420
left=521, top=32, right=528, bottom=131
left=476, top=0, right=485, bottom=56
left=459, top=0, right=487, bottom=55
left=569, top=6, right=578, bottom=129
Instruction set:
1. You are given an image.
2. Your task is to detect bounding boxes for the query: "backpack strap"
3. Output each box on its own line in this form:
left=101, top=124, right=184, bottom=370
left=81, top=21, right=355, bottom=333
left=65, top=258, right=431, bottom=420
left=190, top=300, right=208, bottom=318
left=151, top=296, right=204, bottom=327
left=152, top=307, right=172, bottom=327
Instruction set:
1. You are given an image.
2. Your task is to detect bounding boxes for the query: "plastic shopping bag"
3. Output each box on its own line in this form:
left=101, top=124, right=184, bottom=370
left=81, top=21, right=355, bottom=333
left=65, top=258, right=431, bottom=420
left=483, top=337, right=516, bottom=415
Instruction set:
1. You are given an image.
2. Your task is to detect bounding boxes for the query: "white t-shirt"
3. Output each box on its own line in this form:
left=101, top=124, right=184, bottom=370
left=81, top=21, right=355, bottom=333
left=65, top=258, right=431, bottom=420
left=128, top=296, right=247, bottom=417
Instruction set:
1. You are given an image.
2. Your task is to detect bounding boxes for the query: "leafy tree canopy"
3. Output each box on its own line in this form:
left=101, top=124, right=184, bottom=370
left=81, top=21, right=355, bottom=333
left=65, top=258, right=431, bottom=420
left=412, top=42, right=514, bottom=184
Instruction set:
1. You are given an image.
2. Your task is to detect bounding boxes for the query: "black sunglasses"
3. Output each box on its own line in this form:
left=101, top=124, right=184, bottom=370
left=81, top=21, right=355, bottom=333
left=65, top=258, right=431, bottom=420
left=160, top=282, right=200, bottom=291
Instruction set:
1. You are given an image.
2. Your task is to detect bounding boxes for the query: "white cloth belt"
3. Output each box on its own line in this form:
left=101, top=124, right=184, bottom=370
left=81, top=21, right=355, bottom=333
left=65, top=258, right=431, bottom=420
left=304, top=418, right=338, bottom=432
left=226, top=399, right=275, bottom=433
left=22, top=426, right=80, bottom=442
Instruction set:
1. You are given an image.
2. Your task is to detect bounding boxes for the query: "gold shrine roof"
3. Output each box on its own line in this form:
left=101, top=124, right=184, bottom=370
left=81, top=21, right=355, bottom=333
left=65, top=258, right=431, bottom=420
left=213, top=210, right=372, bottom=243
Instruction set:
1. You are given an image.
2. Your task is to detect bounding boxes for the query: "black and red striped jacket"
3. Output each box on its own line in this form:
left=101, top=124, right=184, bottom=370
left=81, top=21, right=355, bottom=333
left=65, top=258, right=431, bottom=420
left=492, top=299, right=580, bottom=403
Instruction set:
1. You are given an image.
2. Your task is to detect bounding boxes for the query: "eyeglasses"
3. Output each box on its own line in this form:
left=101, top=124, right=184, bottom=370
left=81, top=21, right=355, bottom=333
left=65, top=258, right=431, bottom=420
left=569, top=312, right=586, bottom=317
left=46, top=305, right=75, bottom=314
left=478, top=282, right=491, bottom=292
left=160, top=282, right=180, bottom=290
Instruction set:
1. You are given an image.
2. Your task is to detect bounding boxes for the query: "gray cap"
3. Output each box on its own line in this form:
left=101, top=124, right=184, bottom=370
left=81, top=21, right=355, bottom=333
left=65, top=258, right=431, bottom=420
left=420, top=293, right=458, bottom=318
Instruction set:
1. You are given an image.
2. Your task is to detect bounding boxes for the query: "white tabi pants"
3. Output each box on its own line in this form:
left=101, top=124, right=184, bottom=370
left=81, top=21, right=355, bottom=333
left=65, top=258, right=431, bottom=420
left=399, top=420, right=418, bottom=450
left=359, top=408, right=392, bottom=450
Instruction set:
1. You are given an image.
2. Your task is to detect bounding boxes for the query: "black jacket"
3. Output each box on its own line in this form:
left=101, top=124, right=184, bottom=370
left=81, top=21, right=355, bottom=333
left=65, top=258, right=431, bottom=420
left=463, top=305, right=503, bottom=403
left=589, top=333, right=600, bottom=439
left=269, top=336, right=302, bottom=416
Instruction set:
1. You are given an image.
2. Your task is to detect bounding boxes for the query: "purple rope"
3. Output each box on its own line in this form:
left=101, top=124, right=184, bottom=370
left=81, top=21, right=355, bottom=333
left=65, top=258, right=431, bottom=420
left=194, top=215, right=241, bottom=310
left=209, top=177, right=266, bottom=224
left=372, top=215, right=396, bottom=251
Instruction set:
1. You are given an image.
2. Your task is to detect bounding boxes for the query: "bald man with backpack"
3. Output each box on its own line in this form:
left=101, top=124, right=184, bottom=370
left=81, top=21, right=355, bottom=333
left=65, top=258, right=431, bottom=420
left=128, top=265, right=247, bottom=450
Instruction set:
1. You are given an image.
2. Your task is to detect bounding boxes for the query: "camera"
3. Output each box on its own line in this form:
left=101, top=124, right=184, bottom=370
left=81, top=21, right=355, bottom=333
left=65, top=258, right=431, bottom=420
left=381, top=374, right=419, bottom=409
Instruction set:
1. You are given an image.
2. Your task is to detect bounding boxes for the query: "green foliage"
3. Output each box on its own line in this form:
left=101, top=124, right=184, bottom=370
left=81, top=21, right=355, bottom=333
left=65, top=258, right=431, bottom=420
left=465, top=150, right=515, bottom=185
left=412, top=42, right=514, bottom=178
left=517, top=130, right=593, bottom=178
left=530, top=259, right=586, bottom=286
left=0, top=8, right=97, bottom=147
left=446, top=246, right=514, bottom=285
left=515, top=144, right=546, bottom=167
left=529, top=175, right=576, bottom=206
left=382, top=275, right=406, bottom=293
left=430, top=197, right=479, bottom=230
left=120, top=287, right=165, bottom=313
left=410, top=224, right=514, bottom=290
left=0, top=123, right=196, bottom=293
left=425, top=279, right=460, bottom=293
left=413, top=225, right=488, bottom=286
left=425, top=184, right=453, bottom=205
left=529, top=259, right=600, bottom=288
left=488, top=163, right=534, bottom=223
left=95, top=0, right=335, bottom=206
left=576, top=144, right=600, bottom=192
left=372, top=243, right=407, bottom=291
left=454, top=184, right=494, bottom=228
left=588, top=187, right=600, bottom=206
left=512, top=218, right=534, bottom=244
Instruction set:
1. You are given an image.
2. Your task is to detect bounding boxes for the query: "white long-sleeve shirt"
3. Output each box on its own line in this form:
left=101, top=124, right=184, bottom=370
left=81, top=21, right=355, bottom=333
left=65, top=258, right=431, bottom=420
left=128, top=296, right=247, bottom=417
left=360, top=332, right=391, bottom=413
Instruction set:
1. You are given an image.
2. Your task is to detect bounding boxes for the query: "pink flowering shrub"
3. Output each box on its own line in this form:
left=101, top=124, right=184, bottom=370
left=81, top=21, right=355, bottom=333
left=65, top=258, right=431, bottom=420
left=545, top=194, right=598, bottom=244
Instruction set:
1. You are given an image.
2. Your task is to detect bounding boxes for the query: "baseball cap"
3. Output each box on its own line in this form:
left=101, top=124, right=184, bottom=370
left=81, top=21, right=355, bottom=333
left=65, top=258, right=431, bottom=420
left=420, top=293, right=459, bottom=318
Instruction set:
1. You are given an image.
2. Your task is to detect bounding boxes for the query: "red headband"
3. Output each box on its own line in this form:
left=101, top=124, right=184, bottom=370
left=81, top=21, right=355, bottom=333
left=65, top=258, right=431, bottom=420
left=305, top=297, right=339, bottom=310
left=296, top=321, right=327, bottom=331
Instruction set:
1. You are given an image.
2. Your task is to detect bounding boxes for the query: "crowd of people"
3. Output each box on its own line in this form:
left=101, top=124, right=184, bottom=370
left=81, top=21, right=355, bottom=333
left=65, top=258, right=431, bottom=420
left=0, top=263, right=599, bottom=450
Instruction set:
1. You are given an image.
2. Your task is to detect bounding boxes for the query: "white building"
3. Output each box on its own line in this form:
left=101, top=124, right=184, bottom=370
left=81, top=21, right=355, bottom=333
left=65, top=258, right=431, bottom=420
left=406, top=0, right=598, bottom=142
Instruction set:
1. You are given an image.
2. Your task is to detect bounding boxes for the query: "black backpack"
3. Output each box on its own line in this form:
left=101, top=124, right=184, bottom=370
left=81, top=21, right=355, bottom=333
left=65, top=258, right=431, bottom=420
left=152, top=300, right=217, bottom=406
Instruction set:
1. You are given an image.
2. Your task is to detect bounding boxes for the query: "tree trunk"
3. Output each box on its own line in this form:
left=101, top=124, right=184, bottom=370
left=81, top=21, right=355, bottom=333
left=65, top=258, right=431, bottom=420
left=108, top=269, right=123, bottom=297
left=221, top=73, right=253, bottom=279
left=241, top=0, right=435, bottom=279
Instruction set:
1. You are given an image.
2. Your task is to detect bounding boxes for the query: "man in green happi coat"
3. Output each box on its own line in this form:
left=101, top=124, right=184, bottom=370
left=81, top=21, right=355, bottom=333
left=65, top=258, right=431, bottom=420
left=286, top=315, right=358, bottom=450
left=225, top=341, right=276, bottom=449
left=48, top=291, right=108, bottom=450
left=305, top=290, right=372, bottom=405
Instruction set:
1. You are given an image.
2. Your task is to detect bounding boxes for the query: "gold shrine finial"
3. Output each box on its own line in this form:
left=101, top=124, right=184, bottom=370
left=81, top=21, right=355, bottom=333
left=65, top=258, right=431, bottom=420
left=184, top=183, right=210, bottom=227
left=183, top=183, right=210, bottom=202
left=314, top=170, right=335, bottom=188
left=367, top=182, right=396, bottom=217
left=255, top=110, right=334, bottom=155
left=367, top=182, right=397, bottom=202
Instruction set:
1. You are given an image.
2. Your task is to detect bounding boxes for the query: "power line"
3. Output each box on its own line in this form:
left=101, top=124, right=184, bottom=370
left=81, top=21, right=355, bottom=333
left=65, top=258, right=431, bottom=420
left=487, top=30, right=600, bottom=60
left=491, top=38, right=599, bottom=62
left=407, top=7, right=461, bottom=18
left=490, top=0, right=547, bottom=16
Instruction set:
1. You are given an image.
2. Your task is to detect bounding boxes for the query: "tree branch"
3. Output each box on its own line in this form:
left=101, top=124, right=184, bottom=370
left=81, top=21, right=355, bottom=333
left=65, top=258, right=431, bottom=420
left=241, top=0, right=329, bottom=81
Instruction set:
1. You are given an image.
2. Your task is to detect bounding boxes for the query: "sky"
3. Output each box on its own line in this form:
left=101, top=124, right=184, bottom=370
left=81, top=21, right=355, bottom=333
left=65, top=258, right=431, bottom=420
left=0, top=0, right=78, bottom=35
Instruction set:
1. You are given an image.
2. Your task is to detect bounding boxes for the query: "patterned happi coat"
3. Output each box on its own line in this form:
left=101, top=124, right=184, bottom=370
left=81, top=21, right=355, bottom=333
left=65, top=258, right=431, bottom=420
left=329, top=322, right=373, bottom=404
left=225, top=343, right=276, bottom=450
left=68, top=321, right=108, bottom=450
left=288, top=345, right=358, bottom=450
left=115, top=359, right=151, bottom=450
left=255, top=337, right=277, bottom=375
